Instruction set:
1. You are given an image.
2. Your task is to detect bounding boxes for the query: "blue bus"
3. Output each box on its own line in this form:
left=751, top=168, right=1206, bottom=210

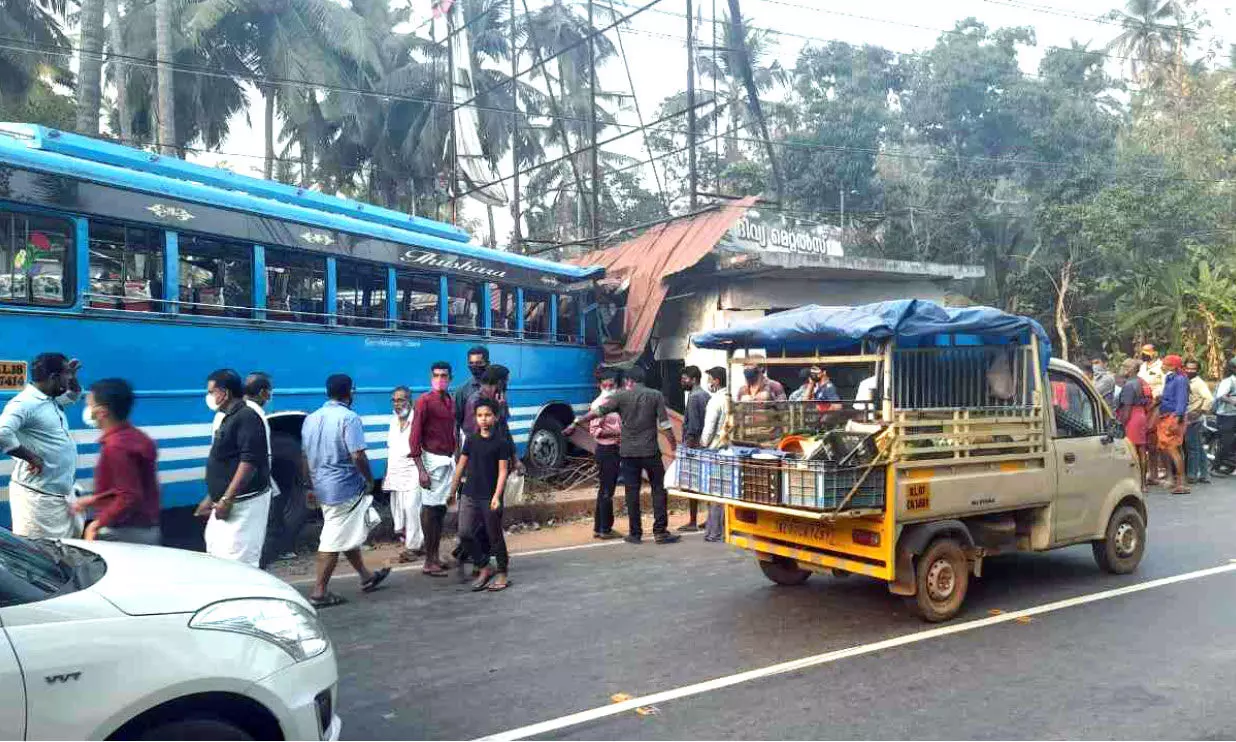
left=0, top=123, right=603, bottom=527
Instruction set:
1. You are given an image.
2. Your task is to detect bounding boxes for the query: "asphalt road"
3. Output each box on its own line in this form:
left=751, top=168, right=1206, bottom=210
left=312, top=483, right=1236, bottom=740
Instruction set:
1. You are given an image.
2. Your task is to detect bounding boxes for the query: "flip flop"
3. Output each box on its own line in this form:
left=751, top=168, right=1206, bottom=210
left=308, top=592, right=348, bottom=609
left=362, top=567, right=391, bottom=593
left=470, top=568, right=495, bottom=592
left=487, top=576, right=510, bottom=592
left=422, top=566, right=449, bottom=578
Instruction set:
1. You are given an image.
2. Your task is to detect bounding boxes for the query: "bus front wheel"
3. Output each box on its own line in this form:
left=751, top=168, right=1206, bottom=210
left=527, top=419, right=567, bottom=473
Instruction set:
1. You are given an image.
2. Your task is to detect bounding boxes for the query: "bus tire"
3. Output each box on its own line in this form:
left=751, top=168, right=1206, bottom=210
left=1092, top=505, right=1146, bottom=575
left=527, top=419, right=567, bottom=473
left=759, top=556, right=811, bottom=586
left=908, top=537, right=968, bottom=622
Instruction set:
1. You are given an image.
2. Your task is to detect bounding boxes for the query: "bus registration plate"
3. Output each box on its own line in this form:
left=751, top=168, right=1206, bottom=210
left=0, top=361, right=25, bottom=391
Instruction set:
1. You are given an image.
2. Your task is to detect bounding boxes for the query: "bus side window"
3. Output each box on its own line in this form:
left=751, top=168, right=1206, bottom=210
left=336, top=259, right=387, bottom=328
left=179, top=235, right=253, bottom=318
left=88, top=221, right=164, bottom=312
left=448, top=279, right=480, bottom=334
left=488, top=282, right=517, bottom=337
left=0, top=210, right=74, bottom=308
left=524, top=290, right=550, bottom=340
left=557, top=294, right=580, bottom=343
left=264, top=248, right=325, bottom=323
left=396, top=270, right=439, bottom=332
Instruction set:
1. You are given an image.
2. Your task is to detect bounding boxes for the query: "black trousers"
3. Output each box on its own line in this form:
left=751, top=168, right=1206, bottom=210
left=459, top=496, right=509, bottom=572
left=622, top=455, right=668, bottom=538
left=594, top=444, right=620, bottom=534
left=1219, top=415, right=1236, bottom=469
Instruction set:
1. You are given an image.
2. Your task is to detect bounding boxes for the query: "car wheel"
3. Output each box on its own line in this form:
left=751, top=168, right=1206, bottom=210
left=908, top=538, right=969, bottom=622
left=527, top=418, right=567, bottom=473
left=759, top=556, right=811, bottom=586
left=1092, top=505, right=1146, bottom=575
left=137, top=717, right=253, bottom=741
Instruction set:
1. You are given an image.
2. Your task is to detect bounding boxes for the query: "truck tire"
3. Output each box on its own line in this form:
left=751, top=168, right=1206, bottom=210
left=1092, top=505, right=1146, bottom=575
left=527, top=419, right=567, bottom=474
left=759, top=556, right=811, bottom=586
left=908, top=537, right=969, bottom=622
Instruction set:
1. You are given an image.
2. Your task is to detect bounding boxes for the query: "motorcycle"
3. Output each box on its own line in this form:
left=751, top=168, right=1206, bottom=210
left=1204, top=413, right=1221, bottom=466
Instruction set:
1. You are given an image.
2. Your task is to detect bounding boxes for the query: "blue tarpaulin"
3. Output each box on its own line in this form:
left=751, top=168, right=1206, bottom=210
left=691, top=300, right=1053, bottom=369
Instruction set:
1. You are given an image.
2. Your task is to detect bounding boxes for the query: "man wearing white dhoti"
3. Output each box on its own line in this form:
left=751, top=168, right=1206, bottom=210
left=0, top=352, right=83, bottom=539
left=197, top=369, right=271, bottom=567
left=409, top=361, right=459, bottom=577
left=301, top=374, right=390, bottom=608
left=386, top=385, right=423, bottom=562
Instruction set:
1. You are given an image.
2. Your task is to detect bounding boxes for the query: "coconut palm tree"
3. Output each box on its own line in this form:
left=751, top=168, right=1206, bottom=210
left=1105, top=0, right=1187, bottom=86
left=696, top=13, right=787, bottom=165
left=0, top=0, right=72, bottom=105
left=185, top=0, right=384, bottom=179
left=76, top=0, right=106, bottom=133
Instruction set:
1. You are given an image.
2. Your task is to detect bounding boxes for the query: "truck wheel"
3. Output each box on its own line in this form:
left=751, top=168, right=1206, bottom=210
left=908, top=538, right=969, bottom=622
left=759, top=556, right=811, bottom=586
left=527, top=419, right=567, bottom=474
left=1092, top=505, right=1146, bottom=574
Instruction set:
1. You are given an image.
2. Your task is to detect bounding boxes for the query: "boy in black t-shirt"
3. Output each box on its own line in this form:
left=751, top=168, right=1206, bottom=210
left=449, top=398, right=514, bottom=591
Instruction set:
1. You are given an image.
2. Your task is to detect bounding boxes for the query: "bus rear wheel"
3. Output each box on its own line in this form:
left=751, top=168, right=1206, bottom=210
left=528, top=419, right=567, bottom=473
left=759, top=556, right=811, bottom=586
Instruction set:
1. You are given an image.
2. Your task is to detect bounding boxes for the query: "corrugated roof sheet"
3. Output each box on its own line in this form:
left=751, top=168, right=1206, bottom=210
left=572, top=197, right=757, bottom=358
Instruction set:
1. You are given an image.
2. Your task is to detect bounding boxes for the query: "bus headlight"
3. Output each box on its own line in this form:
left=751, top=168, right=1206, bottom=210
left=190, top=599, right=329, bottom=661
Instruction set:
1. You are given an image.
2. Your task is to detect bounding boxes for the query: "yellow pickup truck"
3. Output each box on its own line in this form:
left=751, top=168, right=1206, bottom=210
left=674, top=300, right=1145, bottom=622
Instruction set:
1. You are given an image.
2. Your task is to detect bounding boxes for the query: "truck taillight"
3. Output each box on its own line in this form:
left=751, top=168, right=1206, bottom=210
left=852, top=529, right=880, bottom=547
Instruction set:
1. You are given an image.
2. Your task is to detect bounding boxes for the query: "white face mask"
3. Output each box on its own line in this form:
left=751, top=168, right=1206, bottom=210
left=206, top=392, right=221, bottom=412
left=82, top=405, right=99, bottom=428
left=56, top=389, right=81, bottom=407
left=395, top=405, right=411, bottom=419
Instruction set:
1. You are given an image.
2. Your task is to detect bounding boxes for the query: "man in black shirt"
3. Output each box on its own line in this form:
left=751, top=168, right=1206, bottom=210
left=454, top=345, right=490, bottom=429
left=450, top=399, right=515, bottom=591
left=196, top=368, right=272, bottom=567
left=678, top=365, right=711, bottom=533
left=569, top=365, right=680, bottom=544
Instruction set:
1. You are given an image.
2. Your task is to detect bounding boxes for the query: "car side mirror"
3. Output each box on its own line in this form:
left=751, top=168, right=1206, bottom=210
left=1102, top=419, right=1124, bottom=444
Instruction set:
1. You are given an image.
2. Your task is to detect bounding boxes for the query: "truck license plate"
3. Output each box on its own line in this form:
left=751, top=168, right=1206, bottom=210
left=906, top=482, right=931, bottom=511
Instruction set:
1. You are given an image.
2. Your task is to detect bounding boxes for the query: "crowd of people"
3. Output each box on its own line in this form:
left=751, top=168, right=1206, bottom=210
left=1096, top=344, right=1230, bottom=494
left=0, top=346, right=526, bottom=607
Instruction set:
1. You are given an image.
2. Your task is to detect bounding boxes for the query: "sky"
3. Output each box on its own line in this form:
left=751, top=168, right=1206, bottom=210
left=183, top=0, right=1236, bottom=243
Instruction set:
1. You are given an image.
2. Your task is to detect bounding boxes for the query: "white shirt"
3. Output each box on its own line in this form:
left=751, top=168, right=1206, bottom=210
left=0, top=385, right=77, bottom=495
left=1139, top=360, right=1165, bottom=399
left=701, top=388, right=729, bottom=449
left=854, top=376, right=879, bottom=418
left=385, top=414, right=419, bottom=491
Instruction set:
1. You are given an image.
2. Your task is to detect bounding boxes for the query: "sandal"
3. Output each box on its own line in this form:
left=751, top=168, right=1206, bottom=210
left=487, top=575, right=510, bottom=591
left=362, top=567, right=391, bottom=593
left=470, top=567, right=495, bottom=592
left=1171, top=486, right=1191, bottom=495
left=309, top=592, right=348, bottom=609
left=396, top=550, right=421, bottom=564
left=422, top=565, right=449, bottom=578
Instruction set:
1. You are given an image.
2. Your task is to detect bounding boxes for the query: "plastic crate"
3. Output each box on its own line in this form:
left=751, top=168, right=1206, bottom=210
left=741, top=454, right=785, bottom=505
left=702, top=453, right=743, bottom=499
left=780, top=460, right=886, bottom=510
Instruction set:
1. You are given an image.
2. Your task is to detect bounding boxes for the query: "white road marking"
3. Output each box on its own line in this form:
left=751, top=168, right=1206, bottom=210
left=284, top=530, right=707, bottom=586
left=478, top=562, right=1236, bottom=741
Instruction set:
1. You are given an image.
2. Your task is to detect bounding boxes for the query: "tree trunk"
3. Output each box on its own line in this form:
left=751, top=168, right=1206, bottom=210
left=1055, top=259, right=1073, bottom=363
left=154, top=0, right=176, bottom=154
left=106, top=0, right=131, bottom=142
left=76, top=0, right=107, bottom=135
left=300, top=134, right=312, bottom=187
left=263, top=88, right=276, bottom=180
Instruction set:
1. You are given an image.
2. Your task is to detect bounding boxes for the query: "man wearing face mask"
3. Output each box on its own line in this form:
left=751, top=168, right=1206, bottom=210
left=1090, top=357, right=1116, bottom=408
left=737, top=362, right=787, bottom=402
left=386, top=385, right=423, bottom=562
left=455, top=346, right=490, bottom=431
left=588, top=367, right=624, bottom=540
left=409, top=361, right=459, bottom=576
left=0, top=352, right=83, bottom=539
left=198, top=368, right=272, bottom=567
left=73, top=378, right=161, bottom=545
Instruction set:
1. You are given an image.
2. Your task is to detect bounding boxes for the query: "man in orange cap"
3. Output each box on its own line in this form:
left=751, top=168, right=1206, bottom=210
left=1158, top=354, right=1189, bottom=494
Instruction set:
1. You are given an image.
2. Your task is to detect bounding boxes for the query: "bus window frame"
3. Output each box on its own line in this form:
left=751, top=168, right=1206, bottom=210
left=0, top=204, right=77, bottom=310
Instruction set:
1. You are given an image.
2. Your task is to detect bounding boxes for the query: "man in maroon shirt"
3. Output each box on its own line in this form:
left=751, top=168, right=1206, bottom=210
left=72, top=378, right=161, bottom=545
left=408, top=361, right=458, bottom=576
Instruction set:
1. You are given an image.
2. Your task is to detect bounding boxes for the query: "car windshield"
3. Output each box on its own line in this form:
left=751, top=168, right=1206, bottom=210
left=0, top=528, right=77, bottom=607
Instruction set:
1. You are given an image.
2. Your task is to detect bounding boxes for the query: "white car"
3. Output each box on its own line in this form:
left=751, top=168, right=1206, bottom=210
left=0, top=528, right=341, bottom=740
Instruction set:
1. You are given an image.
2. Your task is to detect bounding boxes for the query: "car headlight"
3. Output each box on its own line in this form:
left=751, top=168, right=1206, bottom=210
left=190, top=599, right=329, bottom=661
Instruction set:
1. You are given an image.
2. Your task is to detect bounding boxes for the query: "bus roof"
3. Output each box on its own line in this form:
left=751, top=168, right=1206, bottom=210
left=0, top=123, right=601, bottom=281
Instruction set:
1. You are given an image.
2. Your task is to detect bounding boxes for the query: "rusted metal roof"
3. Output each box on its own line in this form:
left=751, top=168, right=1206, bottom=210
left=571, top=197, right=757, bottom=359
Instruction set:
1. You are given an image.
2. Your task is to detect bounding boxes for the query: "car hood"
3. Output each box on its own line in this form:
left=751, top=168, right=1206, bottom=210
left=72, top=540, right=311, bottom=616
